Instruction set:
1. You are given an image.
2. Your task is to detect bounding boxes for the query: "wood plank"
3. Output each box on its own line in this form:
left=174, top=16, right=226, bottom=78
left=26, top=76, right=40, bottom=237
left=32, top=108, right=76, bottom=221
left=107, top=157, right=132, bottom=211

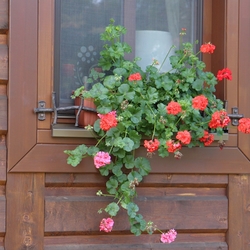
left=38, top=0, right=54, bottom=129
left=44, top=233, right=226, bottom=245
left=227, top=175, right=250, bottom=249
left=5, top=173, right=45, bottom=249
left=0, top=144, right=6, bottom=183
left=238, top=0, right=250, bottom=160
left=45, top=242, right=228, bottom=250
left=0, top=45, right=7, bottom=80
left=0, top=194, right=5, bottom=233
left=226, top=0, right=239, bottom=135
left=10, top=144, right=250, bottom=173
left=0, top=35, right=6, bottom=45
left=8, top=0, right=38, bottom=170
left=45, top=188, right=227, bottom=232
left=0, top=0, right=8, bottom=30
left=45, top=186, right=226, bottom=197
left=0, top=96, right=7, bottom=134
left=45, top=173, right=228, bottom=187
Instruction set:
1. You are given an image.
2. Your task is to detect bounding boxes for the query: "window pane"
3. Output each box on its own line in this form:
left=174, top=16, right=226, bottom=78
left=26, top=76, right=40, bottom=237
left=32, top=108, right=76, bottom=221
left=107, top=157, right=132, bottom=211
left=54, top=0, right=202, bottom=108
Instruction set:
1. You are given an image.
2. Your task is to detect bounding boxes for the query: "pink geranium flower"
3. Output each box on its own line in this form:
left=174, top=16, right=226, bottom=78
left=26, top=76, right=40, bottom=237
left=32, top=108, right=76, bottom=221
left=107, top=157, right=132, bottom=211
left=99, top=218, right=114, bottom=233
left=160, top=229, right=177, bottom=243
left=94, top=151, right=111, bottom=168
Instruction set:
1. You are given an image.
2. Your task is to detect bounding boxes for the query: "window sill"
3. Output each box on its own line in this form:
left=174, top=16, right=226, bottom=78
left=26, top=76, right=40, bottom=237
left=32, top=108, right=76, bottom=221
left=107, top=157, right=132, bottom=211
left=52, top=124, right=229, bottom=141
left=52, top=124, right=97, bottom=138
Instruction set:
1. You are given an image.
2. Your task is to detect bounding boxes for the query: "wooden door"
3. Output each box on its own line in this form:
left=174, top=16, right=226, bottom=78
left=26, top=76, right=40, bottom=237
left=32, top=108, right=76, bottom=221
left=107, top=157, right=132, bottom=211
left=5, top=0, right=250, bottom=249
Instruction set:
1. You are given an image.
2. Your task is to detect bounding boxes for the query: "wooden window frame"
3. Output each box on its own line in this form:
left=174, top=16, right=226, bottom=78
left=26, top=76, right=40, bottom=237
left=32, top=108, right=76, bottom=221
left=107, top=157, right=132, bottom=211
left=7, top=0, right=250, bottom=173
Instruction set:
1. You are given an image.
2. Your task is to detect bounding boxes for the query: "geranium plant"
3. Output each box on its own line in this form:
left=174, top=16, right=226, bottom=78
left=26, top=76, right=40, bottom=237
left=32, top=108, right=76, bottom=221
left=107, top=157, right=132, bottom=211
left=65, top=20, right=250, bottom=243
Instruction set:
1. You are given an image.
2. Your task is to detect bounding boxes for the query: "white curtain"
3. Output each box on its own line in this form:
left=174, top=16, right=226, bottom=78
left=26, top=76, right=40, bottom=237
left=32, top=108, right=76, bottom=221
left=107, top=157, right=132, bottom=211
left=165, top=0, right=181, bottom=46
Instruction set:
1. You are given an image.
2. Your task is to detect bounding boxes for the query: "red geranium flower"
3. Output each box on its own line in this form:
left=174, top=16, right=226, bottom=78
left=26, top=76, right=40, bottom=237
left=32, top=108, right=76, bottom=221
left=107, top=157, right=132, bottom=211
left=238, top=118, right=250, bottom=133
left=98, top=111, right=118, bottom=131
left=176, top=130, right=191, bottom=145
left=200, top=42, right=216, bottom=54
left=209, top=110, right=230, bottom=129
left=166, top=140, right=182, bottom=153
left=217, top=68, right=232, bottom=81
left=192, top=95, right=208, bottom=111
left=199, top=131, right=214, bottom=146
left=144, top=139, right=160, bottom=152
left=166, top=101, right=182, bottom=115
left=128, top=72, right=142, bottom=81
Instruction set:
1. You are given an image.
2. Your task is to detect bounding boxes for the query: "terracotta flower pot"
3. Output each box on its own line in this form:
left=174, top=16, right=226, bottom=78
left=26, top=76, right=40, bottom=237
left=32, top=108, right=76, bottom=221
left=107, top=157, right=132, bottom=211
left=75, top=97, right=97, bottom=127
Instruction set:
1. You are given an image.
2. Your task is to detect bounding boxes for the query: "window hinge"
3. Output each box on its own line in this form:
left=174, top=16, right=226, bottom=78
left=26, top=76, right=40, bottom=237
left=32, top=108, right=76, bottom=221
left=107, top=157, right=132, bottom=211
left=33, top=92, right=96, bottom=126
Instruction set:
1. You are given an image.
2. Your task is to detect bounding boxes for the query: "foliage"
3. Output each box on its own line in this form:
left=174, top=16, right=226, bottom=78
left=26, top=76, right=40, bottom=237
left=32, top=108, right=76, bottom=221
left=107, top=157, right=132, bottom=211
left=64, top=19, right=244, bottom=243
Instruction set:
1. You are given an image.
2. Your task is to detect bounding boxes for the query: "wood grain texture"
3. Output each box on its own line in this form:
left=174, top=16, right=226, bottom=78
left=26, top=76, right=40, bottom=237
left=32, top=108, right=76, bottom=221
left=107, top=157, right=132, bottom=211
left=5, top=173, right=45, bottom=250
left=238, top=0, right=250, bottom=160
left=0, top=143, right=6, bottom=183
left=0, top=45, right=7, bottom=80
left=8, top=0, right=38, bottom=170
left=0, top=0, right=8, bottom=30
left=45, top=173, right=228, bottom=187
left=227, top=175, right=250, bottom=249
left=45, top=186, right=227, bottom=233
left=0, top=96, right=7, bottom=134
left=44, top=233, right=227, bottom=249
left=10, top=144, right=250, bottom=173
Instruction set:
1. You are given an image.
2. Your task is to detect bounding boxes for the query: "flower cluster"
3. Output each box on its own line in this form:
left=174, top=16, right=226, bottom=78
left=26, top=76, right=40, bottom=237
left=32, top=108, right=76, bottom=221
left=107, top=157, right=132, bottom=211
left=65, top=20, right=250, bottom=244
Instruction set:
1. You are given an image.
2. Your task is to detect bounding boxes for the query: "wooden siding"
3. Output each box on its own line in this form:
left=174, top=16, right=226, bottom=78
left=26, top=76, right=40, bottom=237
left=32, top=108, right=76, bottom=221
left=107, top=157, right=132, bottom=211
left=44, top=173, right=228, bottom=249
left=0, top=1, right=7, bottom=248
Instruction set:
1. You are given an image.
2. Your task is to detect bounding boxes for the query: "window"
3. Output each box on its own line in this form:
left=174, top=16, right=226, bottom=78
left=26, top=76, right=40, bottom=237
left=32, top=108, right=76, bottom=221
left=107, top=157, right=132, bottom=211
left=54, top=0, right=203, bottom=110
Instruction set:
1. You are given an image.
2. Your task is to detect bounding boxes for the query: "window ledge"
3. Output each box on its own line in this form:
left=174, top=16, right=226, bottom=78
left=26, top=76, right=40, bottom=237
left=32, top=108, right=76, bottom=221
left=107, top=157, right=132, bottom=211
left=52, top=124, right=229, bottom=141
left=52, top=124, right=97, bottom=138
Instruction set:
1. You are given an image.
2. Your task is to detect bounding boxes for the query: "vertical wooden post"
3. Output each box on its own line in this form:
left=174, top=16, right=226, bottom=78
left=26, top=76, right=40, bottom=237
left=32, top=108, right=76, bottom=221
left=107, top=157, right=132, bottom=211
left=5, top=173, right=44, bottom=249
left=227, top=175, right=250, bottom=248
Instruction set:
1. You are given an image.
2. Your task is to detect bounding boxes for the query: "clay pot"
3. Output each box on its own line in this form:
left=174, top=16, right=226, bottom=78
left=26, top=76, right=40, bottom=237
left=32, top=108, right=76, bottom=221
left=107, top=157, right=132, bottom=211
left=75, top=97, right=97, bottom=127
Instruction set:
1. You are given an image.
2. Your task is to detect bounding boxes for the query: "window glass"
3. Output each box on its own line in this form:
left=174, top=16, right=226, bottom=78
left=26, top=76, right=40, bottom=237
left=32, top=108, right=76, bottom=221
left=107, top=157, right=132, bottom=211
left=54, top=0, right=202, bottom=108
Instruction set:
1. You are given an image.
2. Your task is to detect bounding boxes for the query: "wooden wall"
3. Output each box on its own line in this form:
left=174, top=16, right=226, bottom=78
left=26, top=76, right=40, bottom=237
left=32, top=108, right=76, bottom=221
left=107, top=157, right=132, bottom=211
left=0, top=0, right=8, bottom=249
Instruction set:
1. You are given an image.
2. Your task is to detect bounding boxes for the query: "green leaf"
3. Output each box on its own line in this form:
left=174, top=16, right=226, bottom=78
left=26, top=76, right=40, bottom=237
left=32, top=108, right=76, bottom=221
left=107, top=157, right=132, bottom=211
left=103, top=75, right=117, bottom=89
left=127, top=202, right=139, bottom=218
left=128, top=171, right=143, bottom=183
left=192, top=79, right=204, bottom=91
left=118, top=84, right=130, bottom=94
left=64, top=144, right=88, bottom=167
left=123, top=138, right=134, bottom=152
left=106, top=177, right=118, bottom=194
left=99, top=165, right=110, bottom=176
left=124, top=155, right=135, bottom=169
left=112, top=162, right=123, bottom=177
left=105, top=202, right=120, bottom=217
left=134, top=157, right=151, bottom=176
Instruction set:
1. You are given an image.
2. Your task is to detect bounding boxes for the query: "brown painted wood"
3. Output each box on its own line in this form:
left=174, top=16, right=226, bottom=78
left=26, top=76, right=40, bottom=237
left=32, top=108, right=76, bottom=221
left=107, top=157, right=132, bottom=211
left=0, top=144, right=6, bottom=183
left=38, top=0, right=54, bottom=130
left=45, top=187, right=227, bottom=233
left=44, top=233, right=227, bottom=249
left=0, top=45, right=7, bottom=80
left=5, top=173, right=45, bottom=249
left=0, top=34, right=7, bottom=45
left=238, top=0, right=250, bottom=160
left=10, top=144, right=250, bottom=173
left=226, top=0, right=239, bottom=135
left=0, top=96, right=7, bottom=134
left=227, top=175, right=250, bottom=249
left=211, top=0, right=225, bottom=102
left=0, top=0, right=8, bottom=30
left=8, top=0, right=38, bottom=170
left=45, top=173, right=228, bottom=187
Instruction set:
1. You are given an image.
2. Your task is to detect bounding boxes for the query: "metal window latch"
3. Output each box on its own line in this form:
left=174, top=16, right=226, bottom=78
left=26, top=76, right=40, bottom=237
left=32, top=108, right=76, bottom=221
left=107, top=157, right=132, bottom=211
left=33, top=92, right=96, bottom=126
left=227, top=107, right=244, bottom=126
